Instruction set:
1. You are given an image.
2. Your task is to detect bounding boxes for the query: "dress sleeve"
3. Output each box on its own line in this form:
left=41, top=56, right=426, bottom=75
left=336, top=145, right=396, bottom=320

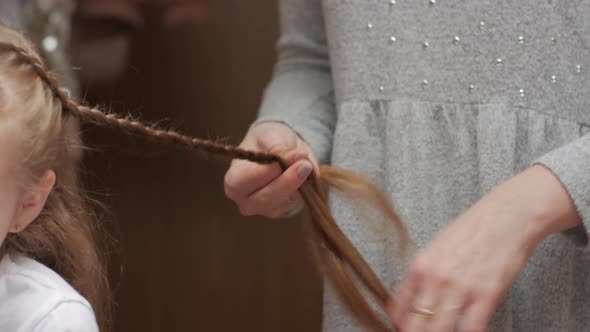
left=535, top=133, right=590, bottom=246
left=255, top=0, right=336, bottom=164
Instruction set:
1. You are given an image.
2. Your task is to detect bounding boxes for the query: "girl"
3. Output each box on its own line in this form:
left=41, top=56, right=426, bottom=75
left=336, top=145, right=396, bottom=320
left=0, top=26, right=108, bottom=331
left=0, top=19, right=406, bottom=332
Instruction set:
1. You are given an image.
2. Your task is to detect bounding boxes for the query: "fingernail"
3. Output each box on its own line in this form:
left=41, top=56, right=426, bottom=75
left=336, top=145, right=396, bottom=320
left=293, top=152, right=307, bottom=162
left=297, top=164, right=312, bottom=179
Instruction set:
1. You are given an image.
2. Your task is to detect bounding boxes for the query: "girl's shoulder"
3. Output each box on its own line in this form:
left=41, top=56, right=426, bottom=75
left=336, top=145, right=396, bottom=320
left=0, top=253, right=99, bottom=332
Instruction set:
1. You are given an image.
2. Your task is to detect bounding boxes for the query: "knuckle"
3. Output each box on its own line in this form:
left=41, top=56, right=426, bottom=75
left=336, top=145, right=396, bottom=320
left=238, top=205, right=256, bottom=217
left=410, top=262, right=425, bottom=278
left=466, top=284, right=500, bottom=305
left=223, top=172, right=241, bottom=199
left=410, top=255, right=430, bottom=277
left=431, top=270, right=452, bottom=287
left=254, top=192, right=273, bottom=206
left=454, top=279, right=473, bottom=295
left=224, top=182, right=238, bottom=200
left=479, top=286, right=502, bottom=302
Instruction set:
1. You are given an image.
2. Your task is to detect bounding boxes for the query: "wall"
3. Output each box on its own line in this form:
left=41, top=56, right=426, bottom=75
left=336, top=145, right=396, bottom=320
left=79, top=1, right=322, bottom=331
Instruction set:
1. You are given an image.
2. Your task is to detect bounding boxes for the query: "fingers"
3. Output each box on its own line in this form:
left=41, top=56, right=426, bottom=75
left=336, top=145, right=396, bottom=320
left=390, top=259, right=498, bottom=332
left=458, top=291, right=498, bottom=332
left=225, top=146, right=313, bottom=218
left=244, top=158, right=313, bottom=218
left=428, top=287, right=467, bottom=332
left=391, top=267, right=421, bottom=325
left=393, top=255, right=453, bottom=332
left=224, top=122, right=320, bottom=218
left=224, top=160, right=282, bottom=200
left=394, top=286, right=494, bottom=332
left=402, top=278, right=441, bottom=332
left=225, top=147, right=303, bottom=196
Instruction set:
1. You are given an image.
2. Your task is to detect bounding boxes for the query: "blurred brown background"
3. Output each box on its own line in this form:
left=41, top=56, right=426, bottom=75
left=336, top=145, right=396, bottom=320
left=74, top=1, right=322, bottom=331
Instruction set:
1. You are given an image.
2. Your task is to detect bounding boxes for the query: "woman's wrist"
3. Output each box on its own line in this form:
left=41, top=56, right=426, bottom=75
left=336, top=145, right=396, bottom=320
left=490, top=164, right=582, bottom=245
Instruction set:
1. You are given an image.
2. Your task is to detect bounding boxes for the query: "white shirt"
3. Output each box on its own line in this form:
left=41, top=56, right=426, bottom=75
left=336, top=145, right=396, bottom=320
left=0, top=253, right=99, bottom=332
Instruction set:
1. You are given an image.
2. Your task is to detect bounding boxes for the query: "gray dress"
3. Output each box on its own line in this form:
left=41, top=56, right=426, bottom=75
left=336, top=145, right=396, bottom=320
left=256, top=1, right=590, bottom=331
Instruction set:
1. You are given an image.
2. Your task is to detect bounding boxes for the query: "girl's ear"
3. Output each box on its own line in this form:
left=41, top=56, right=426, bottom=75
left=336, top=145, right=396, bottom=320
left=10, top=170, right=56, bottom=233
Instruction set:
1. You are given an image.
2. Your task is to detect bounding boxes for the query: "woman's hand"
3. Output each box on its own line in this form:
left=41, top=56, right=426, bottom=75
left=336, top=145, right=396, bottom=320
left=224, top=121, right=318, bottom=218
left=388, top=165, right=581, bottom=332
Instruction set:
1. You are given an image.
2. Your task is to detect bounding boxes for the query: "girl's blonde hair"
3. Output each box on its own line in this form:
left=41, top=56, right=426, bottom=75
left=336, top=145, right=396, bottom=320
left=0, top=26, right=112, bottom=330
left=0, top=25, right=407, bottom=331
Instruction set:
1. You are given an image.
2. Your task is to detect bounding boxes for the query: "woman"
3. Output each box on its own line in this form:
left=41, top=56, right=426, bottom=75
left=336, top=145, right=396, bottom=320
left=224, top=1, right=590, bottom=331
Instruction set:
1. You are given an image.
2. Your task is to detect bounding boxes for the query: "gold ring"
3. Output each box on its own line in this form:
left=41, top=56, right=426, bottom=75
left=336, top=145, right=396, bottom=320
left=408, top=306, right=435, bottom=320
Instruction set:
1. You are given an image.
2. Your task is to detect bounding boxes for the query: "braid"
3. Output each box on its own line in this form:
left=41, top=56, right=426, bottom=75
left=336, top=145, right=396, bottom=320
left=0, top=41, right=282, bottom=166
left=2, top=41, right=408, bottom=331
left=73, top=106, right=283, bottom=165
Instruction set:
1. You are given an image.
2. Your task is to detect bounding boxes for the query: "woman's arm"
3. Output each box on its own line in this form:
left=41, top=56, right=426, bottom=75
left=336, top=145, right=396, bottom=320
left=225, top=0, right=336, bottom=218
left=388, top=163, right=582, bottom=332
left=255, top=0, right=336, bottom=164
